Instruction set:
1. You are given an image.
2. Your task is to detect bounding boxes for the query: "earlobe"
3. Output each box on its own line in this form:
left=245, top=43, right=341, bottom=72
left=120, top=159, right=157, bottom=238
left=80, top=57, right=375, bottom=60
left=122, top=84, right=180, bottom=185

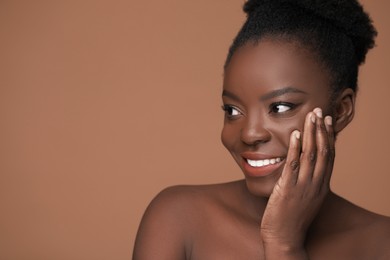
left=333, top=88, right=356, bottom=133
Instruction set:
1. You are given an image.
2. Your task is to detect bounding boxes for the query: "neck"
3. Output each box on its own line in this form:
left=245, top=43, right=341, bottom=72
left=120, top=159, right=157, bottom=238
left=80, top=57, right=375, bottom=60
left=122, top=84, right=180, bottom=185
left=307, top=191, right=343, bottom=236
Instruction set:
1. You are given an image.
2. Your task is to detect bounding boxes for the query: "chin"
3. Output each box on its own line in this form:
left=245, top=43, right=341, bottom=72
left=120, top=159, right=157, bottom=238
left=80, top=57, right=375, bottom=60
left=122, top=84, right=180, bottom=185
left=244, top=174, right=280, bottom=198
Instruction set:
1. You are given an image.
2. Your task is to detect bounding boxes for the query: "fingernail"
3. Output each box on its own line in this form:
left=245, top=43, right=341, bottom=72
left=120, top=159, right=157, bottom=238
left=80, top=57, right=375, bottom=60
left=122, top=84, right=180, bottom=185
left=294, top=130, right=300, bottom=139
left=310, top=113, right=316, bottom=123
left=325, top=116, right=332, bottom=125
left=314, top=108, right=323, bottom=118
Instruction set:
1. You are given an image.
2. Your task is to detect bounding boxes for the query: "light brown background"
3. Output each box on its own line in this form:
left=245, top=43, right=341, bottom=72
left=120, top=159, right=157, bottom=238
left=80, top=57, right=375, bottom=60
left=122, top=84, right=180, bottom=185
left=0, top=1, right=389, bottom=259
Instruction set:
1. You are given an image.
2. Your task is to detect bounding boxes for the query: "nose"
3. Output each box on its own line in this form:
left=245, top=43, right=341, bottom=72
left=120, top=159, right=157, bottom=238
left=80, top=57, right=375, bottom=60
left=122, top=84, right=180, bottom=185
left=240, top=114, right=271, bottom=146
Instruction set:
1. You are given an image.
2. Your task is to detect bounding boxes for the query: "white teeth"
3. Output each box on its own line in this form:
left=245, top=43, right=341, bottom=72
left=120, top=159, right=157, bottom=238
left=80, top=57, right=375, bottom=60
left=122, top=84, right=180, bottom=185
left=247, top=158, right=283, bottom=168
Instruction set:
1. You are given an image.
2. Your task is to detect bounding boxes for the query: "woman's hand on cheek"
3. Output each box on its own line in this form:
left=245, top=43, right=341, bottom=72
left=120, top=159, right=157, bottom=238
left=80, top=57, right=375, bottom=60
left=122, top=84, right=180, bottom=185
left=260, top=108, right=335, bottom=259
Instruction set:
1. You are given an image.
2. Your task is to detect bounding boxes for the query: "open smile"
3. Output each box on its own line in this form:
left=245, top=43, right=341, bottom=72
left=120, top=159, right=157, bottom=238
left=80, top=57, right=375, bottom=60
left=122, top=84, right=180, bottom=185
left=246, top=157, right=283, bottom=167
left=240, top=154, right=286, bottom=178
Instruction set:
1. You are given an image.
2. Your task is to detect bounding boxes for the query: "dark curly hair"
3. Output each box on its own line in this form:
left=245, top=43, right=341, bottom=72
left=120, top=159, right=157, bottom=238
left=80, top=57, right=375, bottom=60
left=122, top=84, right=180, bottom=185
left=225, top=0, right=377, bottom=96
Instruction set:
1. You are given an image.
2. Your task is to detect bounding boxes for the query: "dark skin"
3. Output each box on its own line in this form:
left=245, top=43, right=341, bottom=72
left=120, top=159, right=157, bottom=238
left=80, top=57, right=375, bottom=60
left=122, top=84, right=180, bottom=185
left=133, top=38, right=390, bottom=259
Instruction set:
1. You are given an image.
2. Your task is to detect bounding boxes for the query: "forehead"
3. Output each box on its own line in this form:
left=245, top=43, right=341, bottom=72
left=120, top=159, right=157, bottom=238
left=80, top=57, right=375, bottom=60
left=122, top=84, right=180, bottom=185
left=223, top=39, right=331, bottom=96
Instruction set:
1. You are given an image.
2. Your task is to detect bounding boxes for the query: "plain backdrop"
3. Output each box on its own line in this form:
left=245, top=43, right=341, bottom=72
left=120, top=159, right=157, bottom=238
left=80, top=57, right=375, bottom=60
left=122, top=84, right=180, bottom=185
left=0, top=0, right=389, bottom=259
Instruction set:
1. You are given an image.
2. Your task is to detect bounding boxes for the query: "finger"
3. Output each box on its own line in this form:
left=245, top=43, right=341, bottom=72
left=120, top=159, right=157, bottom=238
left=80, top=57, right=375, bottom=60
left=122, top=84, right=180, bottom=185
left=312, top=109, right=331, bottom=187
left=324, top=116, right=335, bottom=146
left=280, top=130, right=301, bottom=187
left=297, top=111, right=317, bottom=184
left=323, top=115, right=335, bottom=186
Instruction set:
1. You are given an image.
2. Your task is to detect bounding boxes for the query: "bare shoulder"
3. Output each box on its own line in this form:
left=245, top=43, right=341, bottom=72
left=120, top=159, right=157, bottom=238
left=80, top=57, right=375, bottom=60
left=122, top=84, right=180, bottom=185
left=363, top=211, right=390, bottom=259
left=310, top=194, right=390, bottom=259
left=334, top=195, right=390, bottom=259
left=145, top=180, right=242, bottom=215
left=133, top=181, right=243, bottom=260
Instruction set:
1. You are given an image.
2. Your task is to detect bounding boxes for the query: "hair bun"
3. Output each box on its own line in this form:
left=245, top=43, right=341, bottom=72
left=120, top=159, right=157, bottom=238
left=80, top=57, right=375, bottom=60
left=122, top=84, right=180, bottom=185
left=243, top=0, right=265, bottom=16
left=242, top=0, right=377, bottom=64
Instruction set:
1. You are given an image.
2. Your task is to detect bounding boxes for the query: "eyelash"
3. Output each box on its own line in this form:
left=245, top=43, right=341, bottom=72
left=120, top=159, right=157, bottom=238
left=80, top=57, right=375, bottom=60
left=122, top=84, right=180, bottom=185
left=269, top=102, right=297, bottom=114
left=221, top=104, right=241, bottom=119
left=222, top=102, right=298, bottom=119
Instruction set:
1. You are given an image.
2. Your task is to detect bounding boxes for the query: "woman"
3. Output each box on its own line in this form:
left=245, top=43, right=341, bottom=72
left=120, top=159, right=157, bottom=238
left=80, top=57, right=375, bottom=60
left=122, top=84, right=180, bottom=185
left=133, top=0, right=390, bottom=259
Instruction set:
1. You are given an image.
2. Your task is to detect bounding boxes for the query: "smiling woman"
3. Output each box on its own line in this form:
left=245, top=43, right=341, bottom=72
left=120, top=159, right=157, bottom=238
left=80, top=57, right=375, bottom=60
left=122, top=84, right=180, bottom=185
left=221, top=40, right=335, bottom=197
left=132, top=0, right=390, bottom=259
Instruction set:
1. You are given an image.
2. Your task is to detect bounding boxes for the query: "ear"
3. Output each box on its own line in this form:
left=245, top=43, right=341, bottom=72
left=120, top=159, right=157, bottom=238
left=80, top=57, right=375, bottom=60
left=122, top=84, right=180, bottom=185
left=333, top=88, right=356, bottom=133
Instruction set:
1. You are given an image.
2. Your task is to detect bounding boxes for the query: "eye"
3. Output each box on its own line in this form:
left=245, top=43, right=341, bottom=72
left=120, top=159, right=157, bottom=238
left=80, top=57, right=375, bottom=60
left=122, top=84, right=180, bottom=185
left=222, top=105, right=242, bottom=118
left=269, top=102, right=295, bottom=114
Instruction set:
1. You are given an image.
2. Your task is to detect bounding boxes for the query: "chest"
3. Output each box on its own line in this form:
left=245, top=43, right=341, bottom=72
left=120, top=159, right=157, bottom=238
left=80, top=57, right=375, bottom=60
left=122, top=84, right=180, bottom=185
left=187, top=212, right=373, bottom=260
left=189, top=214, right=262, bottom=260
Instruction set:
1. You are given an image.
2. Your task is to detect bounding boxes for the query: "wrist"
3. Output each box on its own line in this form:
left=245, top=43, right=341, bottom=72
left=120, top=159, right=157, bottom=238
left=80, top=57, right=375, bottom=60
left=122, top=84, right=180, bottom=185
left=262, top=240, right=308, bottom=260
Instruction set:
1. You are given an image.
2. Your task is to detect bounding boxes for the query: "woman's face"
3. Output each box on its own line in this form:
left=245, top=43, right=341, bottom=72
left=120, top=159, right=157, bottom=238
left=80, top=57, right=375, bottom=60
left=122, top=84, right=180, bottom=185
left=221, top=39, right=333, bottom=197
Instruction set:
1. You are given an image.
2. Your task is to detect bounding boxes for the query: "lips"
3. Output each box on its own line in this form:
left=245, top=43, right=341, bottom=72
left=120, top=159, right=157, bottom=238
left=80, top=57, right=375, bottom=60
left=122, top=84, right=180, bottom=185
left=240, top=152, right=285, bottom=177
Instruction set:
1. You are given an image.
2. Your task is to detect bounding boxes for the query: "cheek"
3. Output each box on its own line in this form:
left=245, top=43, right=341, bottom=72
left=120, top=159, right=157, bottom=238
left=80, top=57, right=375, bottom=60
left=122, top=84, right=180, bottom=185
left=221, top=124, right=236, bottom=151
left=268, top=116, right=307, bottom=145
left=221, top=126, right=230, bottom=150
left=293, top=116, right=307, bottom=133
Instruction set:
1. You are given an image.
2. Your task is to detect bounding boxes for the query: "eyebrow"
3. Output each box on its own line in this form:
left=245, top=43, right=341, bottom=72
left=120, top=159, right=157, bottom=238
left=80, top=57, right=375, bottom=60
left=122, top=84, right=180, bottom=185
left=260, top=87, right=307, bottom=101
left=222, top=90, right=242, bottom=102
left=222, top=86, right=307, bottom=102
